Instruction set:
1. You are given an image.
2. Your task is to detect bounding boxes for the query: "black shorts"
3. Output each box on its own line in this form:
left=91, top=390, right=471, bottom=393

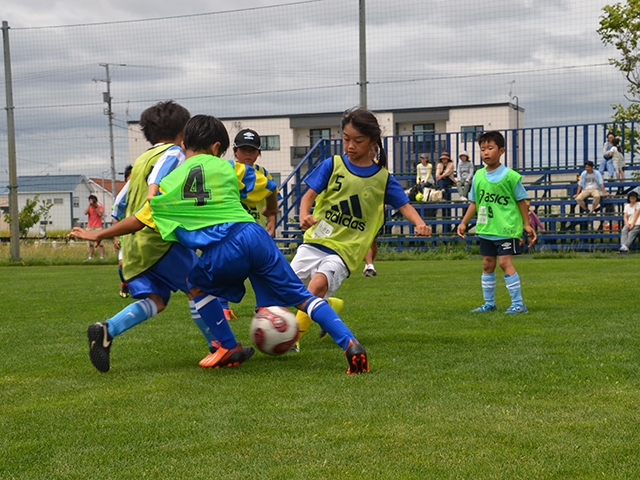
left=479, top=237, right=522, bottom=257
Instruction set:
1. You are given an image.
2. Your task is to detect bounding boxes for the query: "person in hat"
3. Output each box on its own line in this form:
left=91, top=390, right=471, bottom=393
left=435, top=151, right=456, bottom=200
left=455, top=150, right=474, bottom=201
left=573, top=160, right=608, bottom=214
left=233, top=128, right=277, bottom=237
left=619, top=190, right=640, bottom=253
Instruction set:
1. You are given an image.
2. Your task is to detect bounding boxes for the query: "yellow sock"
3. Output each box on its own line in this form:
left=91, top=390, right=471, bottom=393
left=296, top=297, right=344, bottom=341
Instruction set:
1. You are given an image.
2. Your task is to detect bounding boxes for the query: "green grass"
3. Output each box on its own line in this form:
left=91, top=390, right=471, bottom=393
left=2, top=258, right=640, bottom=479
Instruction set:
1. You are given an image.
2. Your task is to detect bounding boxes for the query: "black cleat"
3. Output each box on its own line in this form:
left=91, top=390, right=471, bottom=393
left=344, top=340, right=370, bottom=374
left=87, top=322, right=112, bottom=372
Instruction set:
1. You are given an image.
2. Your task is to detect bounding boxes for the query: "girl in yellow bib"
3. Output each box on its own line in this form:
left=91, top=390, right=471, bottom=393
left=290, top=108, right=431, bottom=346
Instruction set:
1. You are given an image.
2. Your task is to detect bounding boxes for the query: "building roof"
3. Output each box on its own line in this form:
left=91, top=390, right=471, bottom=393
left=6, top=175, right=86, bottom=195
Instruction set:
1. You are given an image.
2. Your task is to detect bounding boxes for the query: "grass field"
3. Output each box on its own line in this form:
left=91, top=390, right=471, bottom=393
left=2, top=257, right=640, bottom=479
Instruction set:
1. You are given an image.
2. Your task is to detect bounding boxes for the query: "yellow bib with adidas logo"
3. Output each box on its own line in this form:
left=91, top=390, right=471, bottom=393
left=304, top=155, right=388, bottom=274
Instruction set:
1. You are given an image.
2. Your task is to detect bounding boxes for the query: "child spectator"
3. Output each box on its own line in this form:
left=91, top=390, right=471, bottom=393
left=457, top=131, right=536, bottom=314
left=619, top=191, right=640, bottom=253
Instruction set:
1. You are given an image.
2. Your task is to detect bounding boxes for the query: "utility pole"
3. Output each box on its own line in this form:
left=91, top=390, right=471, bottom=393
left=2, top=20, right=20, bottom=261
left=358, top=0, right=367, bottom=108
left=93, top=63, right=124, bottom=200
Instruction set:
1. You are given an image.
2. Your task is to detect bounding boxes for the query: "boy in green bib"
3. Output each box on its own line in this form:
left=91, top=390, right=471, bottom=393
left=457, top=131, right=536, bottom=314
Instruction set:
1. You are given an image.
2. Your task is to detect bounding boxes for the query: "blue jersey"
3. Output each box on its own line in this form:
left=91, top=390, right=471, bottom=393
left=111, top=180, right=129, bottom=221
left=147, top=144, right=186, bottom=186
left=305, top=155, right=409, bottom=209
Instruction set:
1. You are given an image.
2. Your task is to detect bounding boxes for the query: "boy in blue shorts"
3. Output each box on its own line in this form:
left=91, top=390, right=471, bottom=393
left=72, top=115, right=369, bottom=374
left=456, top=131, right=536, bottom=314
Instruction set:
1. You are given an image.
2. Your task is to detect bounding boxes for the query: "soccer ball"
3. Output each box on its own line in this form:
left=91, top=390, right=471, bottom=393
left=250, top=306, right=299, bottom=355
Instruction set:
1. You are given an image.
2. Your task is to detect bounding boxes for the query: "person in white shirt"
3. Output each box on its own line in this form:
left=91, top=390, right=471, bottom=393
left=573, top=161, right=608, bottom=214
left=619, top=191, right=640, bottom=253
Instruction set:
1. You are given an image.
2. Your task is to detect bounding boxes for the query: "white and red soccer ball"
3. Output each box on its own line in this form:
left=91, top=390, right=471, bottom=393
left=250, top=306, right=299, bottom=355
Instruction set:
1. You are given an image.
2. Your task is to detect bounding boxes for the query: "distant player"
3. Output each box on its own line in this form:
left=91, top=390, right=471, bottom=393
left=457, top=130, right=536, bottom=314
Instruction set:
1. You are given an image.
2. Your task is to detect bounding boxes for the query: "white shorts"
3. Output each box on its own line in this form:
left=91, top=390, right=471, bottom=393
left=289, top=244, right=349, bottom=298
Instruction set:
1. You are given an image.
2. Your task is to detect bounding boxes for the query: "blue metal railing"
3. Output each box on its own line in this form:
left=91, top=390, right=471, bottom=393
left=276, top=138, right=342, bottom=232
left=384, top=121, right=638, bottom=174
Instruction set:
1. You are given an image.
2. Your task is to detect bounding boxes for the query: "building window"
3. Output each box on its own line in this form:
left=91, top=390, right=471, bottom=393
left=73, top=197, right=80, bottom=208
left=261, top=135, right=280, bottom=151
left=54, top=198, right=63, bottom=205
left=461, top=125, right=484, bottom=143
left=310, top=128, right=331, bottom=146
left=413, top=124, right=435, bottom=134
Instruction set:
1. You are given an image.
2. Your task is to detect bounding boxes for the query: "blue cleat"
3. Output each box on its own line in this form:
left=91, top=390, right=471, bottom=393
left=471, top=303, right=497, bottom=313
left=505, top=304, right=528, bottom=314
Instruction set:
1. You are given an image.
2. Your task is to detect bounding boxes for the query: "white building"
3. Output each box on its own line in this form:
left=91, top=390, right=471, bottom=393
left=127, top=102, right=523, bottom=182
left=3, top=175, right=115, bottom=236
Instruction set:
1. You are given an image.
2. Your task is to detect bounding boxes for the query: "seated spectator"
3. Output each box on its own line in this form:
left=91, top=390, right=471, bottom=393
left=455, top=150, right=474, bottom=200
left=619, top=191, right=640, bottom=253
left=573, top=161, right=608, bottom=214
left=416, top=153, right=434, bottom=191
left=435, top=151, right=455, bottom=200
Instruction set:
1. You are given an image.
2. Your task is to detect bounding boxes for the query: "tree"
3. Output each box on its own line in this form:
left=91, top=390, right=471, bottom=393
left=3, top=195, right=54, bottom=238
left=598, top=0, right=640, bottom=121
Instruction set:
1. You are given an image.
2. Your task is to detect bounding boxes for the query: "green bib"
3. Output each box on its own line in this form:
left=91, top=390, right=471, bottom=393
left=304, top=155, right=389, bottom=274
left=150, top=154, right=254, bottom=242
left=121, top=143, right=174, bottom=280
left=473, top=167, right=523, bottom=238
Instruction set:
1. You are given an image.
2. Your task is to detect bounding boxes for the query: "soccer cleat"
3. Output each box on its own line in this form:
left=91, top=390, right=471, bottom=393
left=119, top=282, right=130, bottom=298
left=87, top=322, right=112, bottom=372
left=505, top=304, right=528, bottom=314
left=209, top=340, right=222, bottom=353
left=362, top=267, right=377, bottom=277
left=471, top=303, right=497, bottom=313
left=199, top=343, right=254, bottom=368
left=344, top=340, right=369, bottom=374
left=223, top=308, right=238, bottom=321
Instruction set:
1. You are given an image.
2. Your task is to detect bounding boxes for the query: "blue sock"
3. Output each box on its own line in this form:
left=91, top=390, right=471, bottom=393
left=106, top=298, right=158, bottom=338
left=193, top=294, right=236, bottom=349
left=188, top=299, right=218, bottom=347
left=218, top=297, right=230, bottom=310
left=118, top=266, right=125, bottom=284
left=505, top=272, right=524, bottom=306
left=306, top=297, right=354, bottom=350
left=481, top=273, right=496, bottom=306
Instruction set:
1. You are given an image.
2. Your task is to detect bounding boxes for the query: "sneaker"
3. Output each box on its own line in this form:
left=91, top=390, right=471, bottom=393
left=505, top=304, right=529, bottom=314
left=223, top=309, right=238, bottom=321
left=363, top=267, right=377, bottom=277
left=345, top=340, right=369, bottom=374
left=100, top=257, right=105, bottom=260
left=199, top=343, right=254, bottom=368
left=87, top=322, right=112, bottom=372
left=119, top=282, right=130, bottom=298
left=85, top=257, right=93, bottom=262
left=471, top=303, right=497, bottom=313
left=460, top=196, right=468, bottom=201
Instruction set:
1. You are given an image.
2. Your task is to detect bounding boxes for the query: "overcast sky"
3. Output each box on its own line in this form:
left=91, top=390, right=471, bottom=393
left=0, top=0, right=630, bottom=184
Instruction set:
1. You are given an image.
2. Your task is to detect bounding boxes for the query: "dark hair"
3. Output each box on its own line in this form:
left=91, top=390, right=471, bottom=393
left=139, top=100, right=191, bottom=145
left=88, top=195, right=98, bottom=202
left=341, top=107, right=387, bottom=168
left=585, top=160, right=595, bottom=167
left=183, top=115, right=230, bottom=156
left=628, top=191, right=639, bottom=201
left=123, top=165, right=133, bottom=180
left=476, top=130, right=504, bottom=149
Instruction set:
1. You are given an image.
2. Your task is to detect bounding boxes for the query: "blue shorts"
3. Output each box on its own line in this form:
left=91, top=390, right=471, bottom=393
left=479, top=237, right=522, bottom=257
left=128, top=243, right=198, bottom=305
left=187, top=222, right=312, bottom=308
